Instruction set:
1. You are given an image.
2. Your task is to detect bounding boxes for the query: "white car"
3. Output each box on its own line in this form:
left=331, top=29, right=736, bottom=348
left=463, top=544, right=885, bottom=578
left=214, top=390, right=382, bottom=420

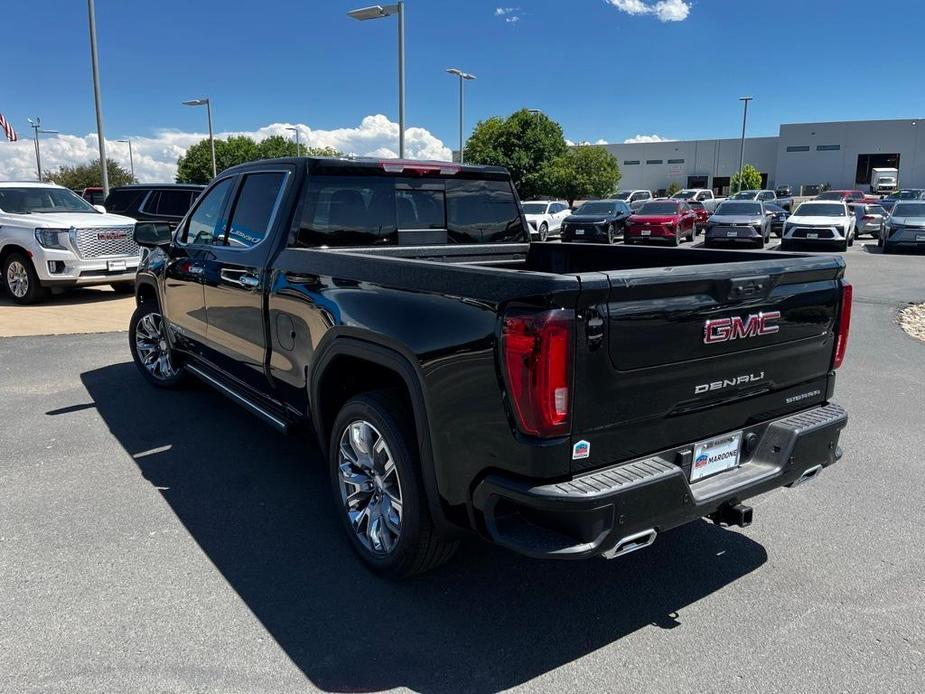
left=780, top=200, right=856, bottom=252
left=0, top=182, right=140, bottom=304
left=522, top=200, right=571, bottom=241
left=613, top=189, right=653, bottom=211
left=671, top=188, right=714, bottom=203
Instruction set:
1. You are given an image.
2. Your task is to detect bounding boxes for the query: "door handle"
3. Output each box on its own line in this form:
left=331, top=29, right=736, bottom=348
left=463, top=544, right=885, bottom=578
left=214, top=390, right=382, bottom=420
left=239, top=275, right=259, bottom=289
left=189, top=265, right=204, bottom=275
left=220, top=268, right=260, bottom=288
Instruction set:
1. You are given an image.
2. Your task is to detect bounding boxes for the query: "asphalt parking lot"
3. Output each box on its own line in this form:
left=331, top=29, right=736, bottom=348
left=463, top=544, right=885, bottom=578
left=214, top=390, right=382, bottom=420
left=1, top=240, right=923, bottom=693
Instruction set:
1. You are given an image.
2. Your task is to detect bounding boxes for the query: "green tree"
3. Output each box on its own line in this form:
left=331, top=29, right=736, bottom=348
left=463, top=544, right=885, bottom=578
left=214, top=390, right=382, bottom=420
left=176, top=135, right=344, bottom=183
left=47, top=158, right=134, bottom=189
left=464, top=109, right=568, bottom=199
left=665, top=180, right=682, bottom=197
left=547, top=145, right=621, bottom=206
left=730, top=164, right=763, bottom=194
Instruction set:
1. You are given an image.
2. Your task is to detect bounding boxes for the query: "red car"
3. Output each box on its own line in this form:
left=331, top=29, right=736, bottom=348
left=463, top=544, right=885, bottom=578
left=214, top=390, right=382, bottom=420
left=625, top=200, right=698, bottom=245
left=687, top=200, right=711, bottom=230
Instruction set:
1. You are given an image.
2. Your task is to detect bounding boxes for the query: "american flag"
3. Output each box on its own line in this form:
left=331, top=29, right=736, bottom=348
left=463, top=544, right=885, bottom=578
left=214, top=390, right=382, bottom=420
left=0, top=113, right=18, bottom=142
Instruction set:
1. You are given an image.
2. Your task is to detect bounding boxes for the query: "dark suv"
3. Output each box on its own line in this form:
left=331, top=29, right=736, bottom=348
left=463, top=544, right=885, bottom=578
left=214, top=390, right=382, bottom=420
left=104, top=184, right=205, bottom=229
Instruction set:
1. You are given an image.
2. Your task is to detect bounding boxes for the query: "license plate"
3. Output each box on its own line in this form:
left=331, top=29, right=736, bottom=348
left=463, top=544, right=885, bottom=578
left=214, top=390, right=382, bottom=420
left=641, top=229, right=651, bottom=236
left=691, top=431, right=742, bottom=482
left=575, top=229, right=585, bottom=235
left=107, top=260, right=127, bottom=272
left=726, top=230, right=738, bottom=237
left=807, top=232, right=819, bottom=239
left=917, top=234, right=925, bottom=242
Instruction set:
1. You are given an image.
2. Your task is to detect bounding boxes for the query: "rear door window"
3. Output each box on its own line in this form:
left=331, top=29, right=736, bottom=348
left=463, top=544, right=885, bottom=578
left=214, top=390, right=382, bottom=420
left=156, top=189, right=195, bottom=217
left=104, top=188, right=146, bottom=213
left=224, top=172, right=287, bottom=248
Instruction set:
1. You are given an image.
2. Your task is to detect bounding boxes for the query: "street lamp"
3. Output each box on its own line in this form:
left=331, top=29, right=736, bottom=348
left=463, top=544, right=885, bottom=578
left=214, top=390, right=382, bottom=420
left=87, top=0, right=109, bottom=197
left=737, top=96, right=753, bottom=192
left=285, top=126, right=301, bottom=157
left=348, top=3, right=405, bottom=158
left=26, top=118, right=60, bottom=182
left=446, top=68, right=475, bottom=164
left=116, top=139, right=135, bottom=181
left=183, top=98, right=216, bottom=178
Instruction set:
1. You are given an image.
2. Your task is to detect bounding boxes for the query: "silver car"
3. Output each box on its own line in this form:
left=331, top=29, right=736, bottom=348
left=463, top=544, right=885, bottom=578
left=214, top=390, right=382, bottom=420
left=880, top=201, right=925, bottom=253
left=703, top=200, right=772, bottom=248
left=850, top=203, right=888, bottom=238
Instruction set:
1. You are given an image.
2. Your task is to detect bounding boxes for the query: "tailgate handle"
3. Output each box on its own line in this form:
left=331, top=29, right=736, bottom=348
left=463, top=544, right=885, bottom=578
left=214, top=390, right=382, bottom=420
left=727, top=275, right=771, bottom=302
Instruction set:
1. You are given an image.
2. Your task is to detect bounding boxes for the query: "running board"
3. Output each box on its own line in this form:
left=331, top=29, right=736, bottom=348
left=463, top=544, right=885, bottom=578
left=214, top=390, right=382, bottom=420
left=185, top=363, right=290, bottom=434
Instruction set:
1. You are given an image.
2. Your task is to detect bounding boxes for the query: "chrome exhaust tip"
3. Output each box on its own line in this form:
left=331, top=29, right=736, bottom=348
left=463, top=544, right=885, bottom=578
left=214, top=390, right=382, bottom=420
left=789, top=463, right=824, bottom=487
left=602, top=528, right=657, bottom=559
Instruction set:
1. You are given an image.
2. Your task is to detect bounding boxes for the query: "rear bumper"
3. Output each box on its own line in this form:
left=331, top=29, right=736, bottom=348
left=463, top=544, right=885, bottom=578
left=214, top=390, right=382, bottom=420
left=471, top=402, right=847, bottom=560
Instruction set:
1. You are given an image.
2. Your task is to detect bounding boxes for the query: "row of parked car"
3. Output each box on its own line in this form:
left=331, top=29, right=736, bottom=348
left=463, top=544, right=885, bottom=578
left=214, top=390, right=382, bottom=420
left=0, top=181, right=204, bottom=304
left=523, top=186, right=925, bottom=252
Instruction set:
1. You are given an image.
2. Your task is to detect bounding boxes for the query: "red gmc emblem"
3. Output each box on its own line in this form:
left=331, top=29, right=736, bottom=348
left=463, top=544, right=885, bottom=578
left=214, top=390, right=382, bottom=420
left=98, top=230, right=127, bottom=241
left=704, top=311, right=781, bottom=344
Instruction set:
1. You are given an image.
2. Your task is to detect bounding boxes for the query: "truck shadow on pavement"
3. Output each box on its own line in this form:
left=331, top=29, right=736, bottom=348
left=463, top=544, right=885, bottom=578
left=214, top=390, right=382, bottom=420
left=82, top=363, right=768, bottom=694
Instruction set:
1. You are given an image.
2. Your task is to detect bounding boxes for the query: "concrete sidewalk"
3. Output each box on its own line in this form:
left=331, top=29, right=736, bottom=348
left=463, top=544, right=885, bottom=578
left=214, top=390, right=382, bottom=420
left=0, top=287, right=134, bottom=337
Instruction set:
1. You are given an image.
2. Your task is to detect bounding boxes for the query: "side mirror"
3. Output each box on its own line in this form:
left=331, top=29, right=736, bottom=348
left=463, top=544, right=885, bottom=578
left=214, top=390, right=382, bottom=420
left=93, top=204, right=107, bottom=214
left=133, top=222, right=173, bottom=248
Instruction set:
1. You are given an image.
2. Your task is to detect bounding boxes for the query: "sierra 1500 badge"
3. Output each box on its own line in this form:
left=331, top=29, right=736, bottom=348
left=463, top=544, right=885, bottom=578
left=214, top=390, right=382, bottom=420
left=703, top=311, right=781, bottom=344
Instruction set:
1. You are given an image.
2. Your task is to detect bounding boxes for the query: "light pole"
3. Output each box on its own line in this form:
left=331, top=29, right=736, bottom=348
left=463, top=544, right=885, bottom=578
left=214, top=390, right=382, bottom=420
left=116, top=139, right=135, bottom=180
left=183, top=98, right=216, bottom=178
left=348, top=3, right=405, bottom=158
left=87, top=0, right=109, bottom=198
left=26, top=118, right=60, bottom=181
left=737, top=96, right=753, bottom=193
left=446, top=68, right=475, bottom=164
left=285, top=126, right=301, bottom=157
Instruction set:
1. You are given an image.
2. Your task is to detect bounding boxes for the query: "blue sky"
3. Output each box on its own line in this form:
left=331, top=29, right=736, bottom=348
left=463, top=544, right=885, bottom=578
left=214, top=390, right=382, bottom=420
left=3, top=0, right=925, bottom=180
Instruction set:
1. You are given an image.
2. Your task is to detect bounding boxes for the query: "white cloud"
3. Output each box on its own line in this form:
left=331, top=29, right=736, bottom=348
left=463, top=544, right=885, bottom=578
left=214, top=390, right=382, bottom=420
left=0, top=115, right=452, bottom=183
left=623, top=134, right=676, bottom=143
left=495, top=6, right=521, bottom=22
left=606, top=0, right=691, bottom=22
left=594, top=138, right=609, bottom=145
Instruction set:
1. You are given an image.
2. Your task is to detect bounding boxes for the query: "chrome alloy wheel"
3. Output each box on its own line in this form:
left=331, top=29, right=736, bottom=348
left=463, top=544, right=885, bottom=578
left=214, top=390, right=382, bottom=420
left=337, top=420, right=403, bottom=555
left=134, top=311, right=178, bottom=381
left=6, top=260, right=29, bottom=298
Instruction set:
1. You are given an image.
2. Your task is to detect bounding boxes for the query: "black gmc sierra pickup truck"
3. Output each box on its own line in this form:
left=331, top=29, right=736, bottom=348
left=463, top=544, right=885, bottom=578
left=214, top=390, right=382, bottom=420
left=130, top=156, right=850, bottom=578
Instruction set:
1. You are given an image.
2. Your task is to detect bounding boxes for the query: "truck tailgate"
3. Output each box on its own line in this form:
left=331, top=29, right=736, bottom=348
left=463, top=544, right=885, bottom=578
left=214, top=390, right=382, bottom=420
left=570, top=255, right=846, bottom=471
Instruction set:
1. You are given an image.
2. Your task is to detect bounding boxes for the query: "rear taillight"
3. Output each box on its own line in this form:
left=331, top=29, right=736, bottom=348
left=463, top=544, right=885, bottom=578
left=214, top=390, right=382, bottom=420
left=833, top=282, right=853, bottom=369
left=501, top=309, right=573, bottom=437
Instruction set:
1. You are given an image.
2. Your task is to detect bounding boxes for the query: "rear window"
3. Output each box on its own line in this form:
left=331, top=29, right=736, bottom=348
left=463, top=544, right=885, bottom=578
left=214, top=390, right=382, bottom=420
left=637, top=201, right=679, bottom=215
left=296, top=174, right=525, bottom=246
left=104, top=188, right=146, bottom=213
left=156, top=189, right=196, bottom=217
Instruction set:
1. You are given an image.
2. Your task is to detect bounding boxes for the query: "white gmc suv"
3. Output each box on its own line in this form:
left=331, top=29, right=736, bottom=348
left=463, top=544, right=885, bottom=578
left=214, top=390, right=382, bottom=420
left=0, top=182, right=140, bottom=304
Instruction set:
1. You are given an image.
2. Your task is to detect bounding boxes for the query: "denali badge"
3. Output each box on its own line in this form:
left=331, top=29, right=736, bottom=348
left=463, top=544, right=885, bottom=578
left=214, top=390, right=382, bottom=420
left=695, top=372, right=765, bottom=395
left=703, top=311, right=781, bottom=344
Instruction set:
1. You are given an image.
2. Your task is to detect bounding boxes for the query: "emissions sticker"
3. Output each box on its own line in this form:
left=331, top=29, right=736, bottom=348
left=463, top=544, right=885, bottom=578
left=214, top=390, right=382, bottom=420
left=572, top=440, right=590, bottom=460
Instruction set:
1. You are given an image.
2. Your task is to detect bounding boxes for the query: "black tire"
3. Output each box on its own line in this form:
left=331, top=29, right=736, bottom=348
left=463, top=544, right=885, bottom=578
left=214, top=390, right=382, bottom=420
left=671, top=228, right=681, bottom=246
left=329, top=390, right=458, bottom=579
left=606, top=223, right=615, bottom=244
left=848, top=230, right=855, bottom=247
left=129, top=302, right=187, bottom=388
left=538, top=222, right=549, bottom=242
left=110, top=282, right=135, bottom=294
left=2, top=252, right=48, bottom=305
left=840, top=237, right=849, bottom=252
left=688, top=224, right=696, bottom=242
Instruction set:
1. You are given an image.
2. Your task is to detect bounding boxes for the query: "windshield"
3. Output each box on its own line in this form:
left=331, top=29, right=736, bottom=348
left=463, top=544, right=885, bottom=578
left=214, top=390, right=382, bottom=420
left=892, top=203, right=925, bottom=217
left=715, top=202, right=762, bottom=215
left=815, top=191, right=846, bottom=200
left=0, top=187, right=98, bottom=214
left=672, top=191, right=697, bottom=200
left=795, top=203, right=846, bottom=217
left=729, top=191, right=758, bottom=200
left=612, top=192, right=632, bottom=200
left=637, top=201, right=679, bottom=215
left=889, top=190, right=923, bottom=200
left=521, top=203, right=548, bottom=214
left=576, top=202, right=616, bottom=215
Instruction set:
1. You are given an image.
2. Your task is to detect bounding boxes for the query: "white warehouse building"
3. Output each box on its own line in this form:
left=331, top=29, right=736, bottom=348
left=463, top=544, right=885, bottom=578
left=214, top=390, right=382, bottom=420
left=600, top=118, right=925, bottom=196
